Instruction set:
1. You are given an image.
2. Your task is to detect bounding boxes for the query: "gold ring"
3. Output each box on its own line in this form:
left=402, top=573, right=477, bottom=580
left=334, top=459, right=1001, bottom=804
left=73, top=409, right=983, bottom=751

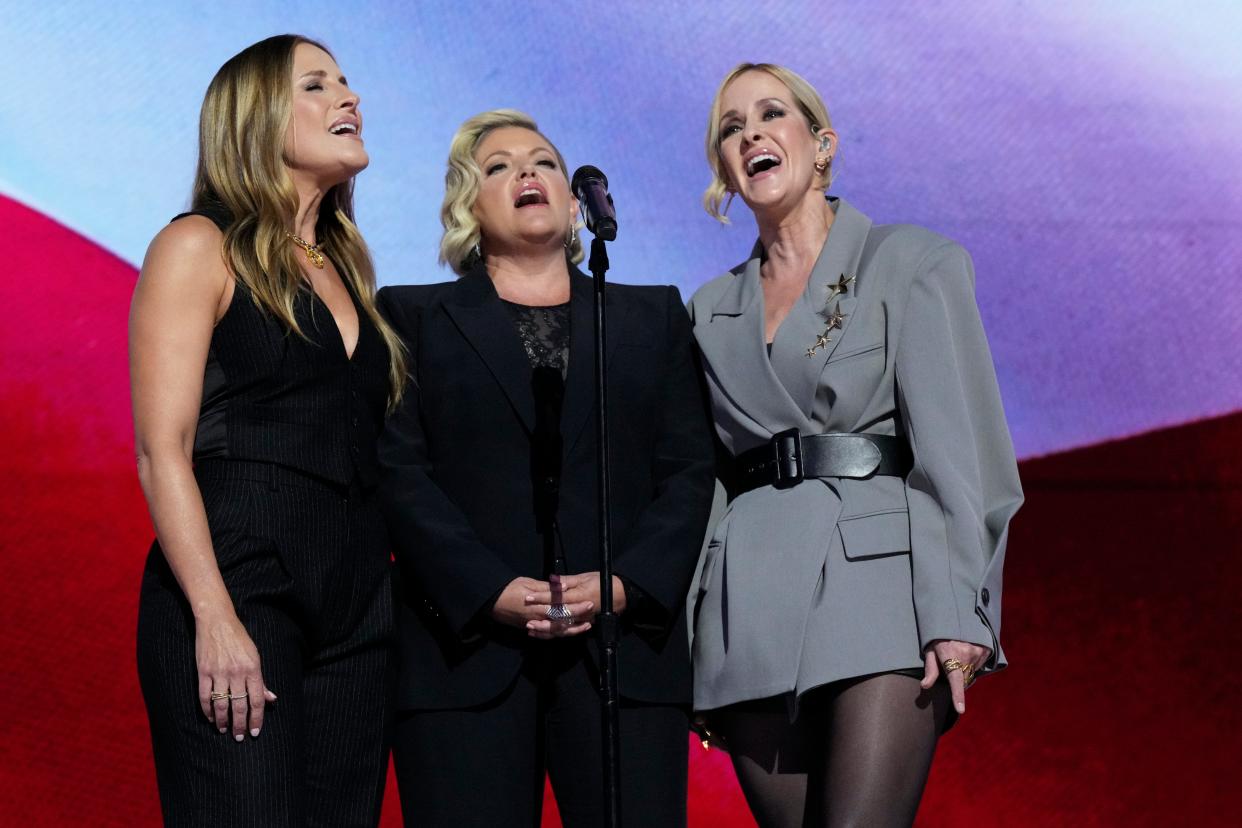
left=210, top=691, right=230, bottom=701
left=229, top=693, right=248, bottom=701
left=943, top=659, right=978, bottom=687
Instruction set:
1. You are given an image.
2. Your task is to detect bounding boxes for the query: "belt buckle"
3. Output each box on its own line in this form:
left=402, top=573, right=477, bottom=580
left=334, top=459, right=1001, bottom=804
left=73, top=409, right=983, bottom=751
left=771, top=428, right=804, bottom=489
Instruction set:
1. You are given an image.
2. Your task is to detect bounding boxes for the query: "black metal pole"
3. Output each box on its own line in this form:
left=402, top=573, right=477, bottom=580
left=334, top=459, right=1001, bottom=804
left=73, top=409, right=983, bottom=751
left=589, top=234, right=622, bottom=828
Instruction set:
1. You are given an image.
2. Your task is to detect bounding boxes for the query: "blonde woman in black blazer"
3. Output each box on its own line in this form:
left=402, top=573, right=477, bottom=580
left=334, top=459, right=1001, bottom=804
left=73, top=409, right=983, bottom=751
left=377, top=109, right=715, bottom=827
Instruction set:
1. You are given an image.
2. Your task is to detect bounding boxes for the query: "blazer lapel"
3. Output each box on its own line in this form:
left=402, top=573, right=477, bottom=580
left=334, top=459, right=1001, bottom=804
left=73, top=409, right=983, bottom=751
left=693, top=253, right=814, bottom=437
left=769, top=197, right=873, bottom=419
left=442, top=265, right=536, bottom=432
left=560, top=268, right=625, bottom=455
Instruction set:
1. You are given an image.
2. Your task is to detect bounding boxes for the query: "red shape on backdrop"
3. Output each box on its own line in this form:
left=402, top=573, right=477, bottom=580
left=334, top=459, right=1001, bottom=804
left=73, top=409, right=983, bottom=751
left=3, top=192, right=1239, bottom=826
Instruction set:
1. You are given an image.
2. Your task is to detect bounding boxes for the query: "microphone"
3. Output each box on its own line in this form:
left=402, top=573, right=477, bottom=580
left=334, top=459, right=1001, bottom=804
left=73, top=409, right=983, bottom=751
left=571, top=165, right=618, bottom=241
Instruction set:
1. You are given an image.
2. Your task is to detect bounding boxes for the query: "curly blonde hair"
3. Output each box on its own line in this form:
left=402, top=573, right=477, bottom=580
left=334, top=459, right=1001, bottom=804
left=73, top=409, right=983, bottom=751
left=703, top=63, right=836, bottom=224
left=439, top=109, right=584, bottom=274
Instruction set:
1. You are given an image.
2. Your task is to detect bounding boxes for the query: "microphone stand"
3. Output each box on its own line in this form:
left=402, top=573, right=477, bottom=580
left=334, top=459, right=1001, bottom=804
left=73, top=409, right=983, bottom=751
left=588, top=233, right=622, bottom=828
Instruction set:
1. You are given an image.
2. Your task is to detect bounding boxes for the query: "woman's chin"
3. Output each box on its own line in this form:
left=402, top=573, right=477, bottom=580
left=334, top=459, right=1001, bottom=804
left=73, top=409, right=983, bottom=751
left=511, top=227, right=564, bottom=253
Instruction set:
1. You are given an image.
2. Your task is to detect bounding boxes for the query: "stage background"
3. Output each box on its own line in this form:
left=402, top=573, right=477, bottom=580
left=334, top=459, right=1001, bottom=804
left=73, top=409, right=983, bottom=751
left=2, top=1, right=1239, bottom=824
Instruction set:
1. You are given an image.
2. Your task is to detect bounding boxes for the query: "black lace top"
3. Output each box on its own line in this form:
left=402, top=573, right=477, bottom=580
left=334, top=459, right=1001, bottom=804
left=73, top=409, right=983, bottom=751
left=502, top=300, right=571, bottom=375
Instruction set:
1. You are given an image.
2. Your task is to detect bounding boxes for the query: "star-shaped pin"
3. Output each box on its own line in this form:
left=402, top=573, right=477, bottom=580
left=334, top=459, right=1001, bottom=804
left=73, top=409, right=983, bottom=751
left=806, top=332, right=833, bottom=358
left=823, top=305, right=847, bottom=332
left=826, top=272, right=855, bottom=300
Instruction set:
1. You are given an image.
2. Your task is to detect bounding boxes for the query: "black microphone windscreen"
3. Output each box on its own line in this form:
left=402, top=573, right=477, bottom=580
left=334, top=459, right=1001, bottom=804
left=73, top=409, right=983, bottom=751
left=571, top=165, right=608, bottom=193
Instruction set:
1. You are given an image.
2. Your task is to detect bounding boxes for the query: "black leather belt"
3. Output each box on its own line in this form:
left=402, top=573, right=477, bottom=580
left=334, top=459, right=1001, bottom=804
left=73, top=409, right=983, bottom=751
left=732, top=429, right=913, bottom=495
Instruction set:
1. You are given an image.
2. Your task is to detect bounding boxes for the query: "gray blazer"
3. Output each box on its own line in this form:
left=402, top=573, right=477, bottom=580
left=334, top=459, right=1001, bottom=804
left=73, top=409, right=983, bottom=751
left=686, top=197, right=1023, bottom=712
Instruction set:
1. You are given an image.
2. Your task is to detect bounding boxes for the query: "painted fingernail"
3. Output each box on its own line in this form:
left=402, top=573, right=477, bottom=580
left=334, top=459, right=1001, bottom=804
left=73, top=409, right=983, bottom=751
left=956, top=703, right=966, bottom=714
left=250, top=728, right=260, bottom=737
left=234, top=733, right=244, bottom=742
left=219, top=727, right=227, bottom=734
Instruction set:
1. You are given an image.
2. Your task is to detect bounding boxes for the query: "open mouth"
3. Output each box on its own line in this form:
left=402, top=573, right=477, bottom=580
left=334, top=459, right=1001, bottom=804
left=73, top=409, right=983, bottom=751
left=514, top=186, right=549, bottom=208
left=329, top=121, right=359, bottom=137
left=746, top=153, right=781, bottom=177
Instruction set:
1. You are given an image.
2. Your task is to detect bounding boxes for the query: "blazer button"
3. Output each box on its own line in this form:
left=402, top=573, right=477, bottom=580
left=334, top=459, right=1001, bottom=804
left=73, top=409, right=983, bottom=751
left=981, top=588, right=991, bottom=607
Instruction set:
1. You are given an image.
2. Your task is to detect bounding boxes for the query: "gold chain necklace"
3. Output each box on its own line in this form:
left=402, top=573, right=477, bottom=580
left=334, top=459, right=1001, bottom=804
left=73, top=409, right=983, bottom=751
left=287, top=232, right=326, bottom=269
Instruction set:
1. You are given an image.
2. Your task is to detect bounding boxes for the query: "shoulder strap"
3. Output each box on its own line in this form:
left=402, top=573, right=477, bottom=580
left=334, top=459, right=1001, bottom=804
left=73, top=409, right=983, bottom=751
left=170, top=200, right=233, bottom=232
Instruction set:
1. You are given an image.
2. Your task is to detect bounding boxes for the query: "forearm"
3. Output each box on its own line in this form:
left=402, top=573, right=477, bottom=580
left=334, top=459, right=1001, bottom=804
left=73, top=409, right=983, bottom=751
left=137, top=448, right=235, bottom=622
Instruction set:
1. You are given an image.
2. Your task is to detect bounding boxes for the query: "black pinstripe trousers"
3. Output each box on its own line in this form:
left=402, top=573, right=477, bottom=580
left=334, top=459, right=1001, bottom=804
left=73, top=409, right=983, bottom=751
left=137, top=461, right=394, bottom=827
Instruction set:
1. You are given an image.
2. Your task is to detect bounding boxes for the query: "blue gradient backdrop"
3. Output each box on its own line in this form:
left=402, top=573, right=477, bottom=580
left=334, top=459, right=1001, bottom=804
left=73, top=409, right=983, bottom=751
left=3, top=0, right=1240, bottom=458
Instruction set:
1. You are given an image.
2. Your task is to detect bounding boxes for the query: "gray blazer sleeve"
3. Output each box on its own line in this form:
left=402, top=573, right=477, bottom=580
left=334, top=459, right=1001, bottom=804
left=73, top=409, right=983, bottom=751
left=895, top=242, right=1023, bottom=669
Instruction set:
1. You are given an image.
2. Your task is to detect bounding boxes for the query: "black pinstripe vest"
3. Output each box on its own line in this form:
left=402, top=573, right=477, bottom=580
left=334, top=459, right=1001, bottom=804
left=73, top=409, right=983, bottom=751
left=179, top=208, right=390, bottom=488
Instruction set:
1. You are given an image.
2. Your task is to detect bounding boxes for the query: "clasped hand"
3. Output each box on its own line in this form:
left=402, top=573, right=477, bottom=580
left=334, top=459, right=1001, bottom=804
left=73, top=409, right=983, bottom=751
left=491, top=572, right=627, bottom=640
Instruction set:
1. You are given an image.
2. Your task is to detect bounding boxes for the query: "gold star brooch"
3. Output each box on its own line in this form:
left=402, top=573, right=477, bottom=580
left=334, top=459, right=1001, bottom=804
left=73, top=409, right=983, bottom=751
left=807, top=302, right=848, bottom=358
left=826, top=272, right=855, bottom=301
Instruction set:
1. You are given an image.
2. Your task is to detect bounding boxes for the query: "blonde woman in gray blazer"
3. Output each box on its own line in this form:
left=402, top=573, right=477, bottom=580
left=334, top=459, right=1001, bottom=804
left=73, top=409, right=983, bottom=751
left=687, top=63, right=1023, bottom=828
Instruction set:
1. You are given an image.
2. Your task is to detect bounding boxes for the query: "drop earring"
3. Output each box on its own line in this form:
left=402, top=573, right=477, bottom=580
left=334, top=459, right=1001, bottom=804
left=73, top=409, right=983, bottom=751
left=815, top=137, right=832, bottom=174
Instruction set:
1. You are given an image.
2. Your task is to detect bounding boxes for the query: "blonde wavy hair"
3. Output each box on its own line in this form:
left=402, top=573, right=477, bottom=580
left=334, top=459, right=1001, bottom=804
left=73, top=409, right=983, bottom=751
left=439, top=109, right=584, bottom=275
left=703, top=62, right=836, bottom=224
left=190, top=34, right=406, bottom=408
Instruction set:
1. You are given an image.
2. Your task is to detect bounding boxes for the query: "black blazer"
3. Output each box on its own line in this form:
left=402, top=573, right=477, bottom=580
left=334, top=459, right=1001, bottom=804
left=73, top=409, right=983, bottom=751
left=376, top=265, right=715, bottom=710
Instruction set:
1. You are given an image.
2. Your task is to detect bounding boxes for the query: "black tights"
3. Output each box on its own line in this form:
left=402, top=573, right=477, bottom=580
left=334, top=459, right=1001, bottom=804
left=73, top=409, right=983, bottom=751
left=709, top=673, right=952, bottom=828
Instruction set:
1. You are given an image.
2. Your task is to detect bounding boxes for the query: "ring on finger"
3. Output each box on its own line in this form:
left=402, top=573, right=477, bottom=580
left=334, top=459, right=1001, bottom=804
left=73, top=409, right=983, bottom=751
left=944, top=658, right=977, bottom=687
left=210, top=691, right=230, bottom=701
left=228, top=693, right=248, bottom=700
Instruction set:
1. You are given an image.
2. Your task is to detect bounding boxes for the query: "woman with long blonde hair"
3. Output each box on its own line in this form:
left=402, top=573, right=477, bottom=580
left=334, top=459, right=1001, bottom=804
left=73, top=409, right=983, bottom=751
left=131, top=34, right=404, bottom=825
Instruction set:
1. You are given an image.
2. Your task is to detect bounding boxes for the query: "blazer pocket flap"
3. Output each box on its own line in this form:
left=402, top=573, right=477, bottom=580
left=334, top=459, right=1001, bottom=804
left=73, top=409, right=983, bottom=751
left=838, top=510, right=910, bottom=561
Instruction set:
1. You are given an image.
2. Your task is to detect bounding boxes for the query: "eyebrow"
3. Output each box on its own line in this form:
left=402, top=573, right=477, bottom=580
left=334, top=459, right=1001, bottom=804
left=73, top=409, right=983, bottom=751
left=479, top=146, right=556, bottom=164
left=299, top=69, right=348, bottom=85
left=719, top=97, right=789, bottom=124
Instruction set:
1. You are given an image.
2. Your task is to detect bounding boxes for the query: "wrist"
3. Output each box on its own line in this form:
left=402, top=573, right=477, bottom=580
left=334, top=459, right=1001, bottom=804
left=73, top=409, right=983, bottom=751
left=191, top=596, right=237, bottom=625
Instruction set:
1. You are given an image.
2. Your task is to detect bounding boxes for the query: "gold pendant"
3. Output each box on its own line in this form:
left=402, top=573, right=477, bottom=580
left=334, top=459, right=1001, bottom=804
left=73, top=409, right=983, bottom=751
left=288, top=233, right=326, bottom=269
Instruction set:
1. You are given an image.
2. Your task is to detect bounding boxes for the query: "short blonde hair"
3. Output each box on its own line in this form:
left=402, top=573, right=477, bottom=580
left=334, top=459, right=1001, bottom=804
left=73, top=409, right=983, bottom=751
left=703, top=63, right=835, bottom=223
left=439, top=109, right=584, bottom=274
